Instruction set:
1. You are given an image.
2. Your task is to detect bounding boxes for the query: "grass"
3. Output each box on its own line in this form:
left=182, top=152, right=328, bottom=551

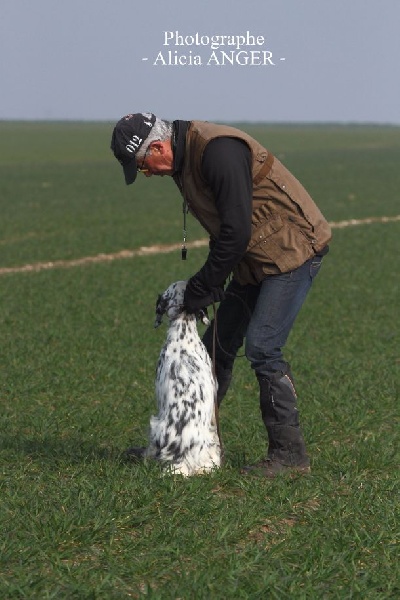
left=0, top=122, right=399, bottom=599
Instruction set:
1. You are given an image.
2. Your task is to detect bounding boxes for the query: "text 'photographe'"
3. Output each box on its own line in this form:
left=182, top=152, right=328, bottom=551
left=142, top=31, right=285, bottom=67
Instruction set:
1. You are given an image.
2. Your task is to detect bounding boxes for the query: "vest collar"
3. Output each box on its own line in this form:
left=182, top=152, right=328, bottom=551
left=172, top=120, right=190, bottom=175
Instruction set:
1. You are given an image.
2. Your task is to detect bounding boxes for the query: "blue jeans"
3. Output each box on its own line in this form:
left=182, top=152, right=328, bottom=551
left=203, top=255, right=323, bottom=380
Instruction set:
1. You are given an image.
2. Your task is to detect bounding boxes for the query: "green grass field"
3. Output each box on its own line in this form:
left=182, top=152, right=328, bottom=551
left=0, top=122, right=399, bottom=599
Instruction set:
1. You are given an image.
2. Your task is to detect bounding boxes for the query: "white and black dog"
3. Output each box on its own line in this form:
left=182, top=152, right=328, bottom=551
left=144, top=281, right=222, bottom=476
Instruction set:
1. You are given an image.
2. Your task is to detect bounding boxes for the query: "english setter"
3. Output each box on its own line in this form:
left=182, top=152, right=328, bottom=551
left=144, top=280, right=222, bottom=476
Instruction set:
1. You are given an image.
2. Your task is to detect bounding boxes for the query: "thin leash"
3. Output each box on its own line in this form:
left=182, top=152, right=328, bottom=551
left=212, top=290, right=252, bottom=360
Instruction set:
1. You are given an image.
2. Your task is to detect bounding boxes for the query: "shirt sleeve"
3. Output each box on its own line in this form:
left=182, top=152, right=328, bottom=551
left=193, top=136, right=253, bottom=291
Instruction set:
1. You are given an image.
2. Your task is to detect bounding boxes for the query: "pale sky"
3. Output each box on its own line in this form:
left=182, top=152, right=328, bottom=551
left=0, top=0, right=399, bottom=124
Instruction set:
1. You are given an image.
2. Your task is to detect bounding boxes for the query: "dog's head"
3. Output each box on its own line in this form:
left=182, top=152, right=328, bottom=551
left=154, top=280, right=210, bottom=328
left=154, top=281, right=187, bottom=328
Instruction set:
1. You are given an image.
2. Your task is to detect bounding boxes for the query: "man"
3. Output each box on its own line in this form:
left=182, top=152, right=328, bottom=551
left=111, top=112, right=331, bottom=477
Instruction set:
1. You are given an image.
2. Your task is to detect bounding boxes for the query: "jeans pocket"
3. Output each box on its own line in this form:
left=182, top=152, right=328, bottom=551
left=310, top=255, right=323, bottom=279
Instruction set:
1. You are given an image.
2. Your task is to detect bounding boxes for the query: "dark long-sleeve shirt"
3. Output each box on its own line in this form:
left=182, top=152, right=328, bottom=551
left=193, top=137, right=253, bottom=291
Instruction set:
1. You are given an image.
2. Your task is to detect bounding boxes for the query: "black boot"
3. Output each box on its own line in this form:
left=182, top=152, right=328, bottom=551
left=242, top=368, right=310, bottom=477
left=252, top=424, right=311, bottom=476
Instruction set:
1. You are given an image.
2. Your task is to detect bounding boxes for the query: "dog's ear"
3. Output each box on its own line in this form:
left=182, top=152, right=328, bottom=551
left=154, top=293, right=166, bottom=328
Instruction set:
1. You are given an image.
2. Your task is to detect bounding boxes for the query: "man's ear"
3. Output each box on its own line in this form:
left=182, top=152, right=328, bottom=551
left=155, top=140, right=173, bottom=156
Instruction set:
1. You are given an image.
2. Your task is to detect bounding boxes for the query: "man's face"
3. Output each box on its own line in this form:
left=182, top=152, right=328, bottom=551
left=139, top=140, right=174, bottom=178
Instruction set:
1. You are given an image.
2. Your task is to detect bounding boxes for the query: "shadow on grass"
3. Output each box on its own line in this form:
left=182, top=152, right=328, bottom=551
left=0, top=433, right=125, bottom=466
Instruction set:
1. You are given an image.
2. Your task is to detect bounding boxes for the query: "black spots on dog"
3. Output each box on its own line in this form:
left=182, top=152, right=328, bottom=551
left=167, top=440, right=178, bottom=454
left=187, top=355, right=201, bottom=373
left=167, top=413, right=174, bottom=429
left=199, top=387, right=204, bottom=402
left=163, top=432, right=170, bottom=448
left=178, top=347, right=201, bottom=376
left=169, top=401, right=178, bottom=412
left=182, top=398, right=195, bottom=412
left=175, top=372, right=187, bottom=391
left=179, top=321, right=187, bottom=340
left=174, top=416, right=189, bottom=437
left=169, top=361, right=177, bottom=381
left=166, top=439, right=185, bottom=461
left=157, top=348, right=167, bottom=373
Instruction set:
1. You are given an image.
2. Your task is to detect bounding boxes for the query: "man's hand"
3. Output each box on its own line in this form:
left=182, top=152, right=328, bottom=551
left=184, top=277, right=225, bottom=313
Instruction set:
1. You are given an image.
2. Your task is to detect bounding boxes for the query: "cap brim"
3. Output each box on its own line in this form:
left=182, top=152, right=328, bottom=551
left=122, top=157, right=138, bottom=185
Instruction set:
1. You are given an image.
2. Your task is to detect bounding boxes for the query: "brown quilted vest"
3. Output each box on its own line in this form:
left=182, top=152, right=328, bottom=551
left=178, top=121, right=332, bottom=285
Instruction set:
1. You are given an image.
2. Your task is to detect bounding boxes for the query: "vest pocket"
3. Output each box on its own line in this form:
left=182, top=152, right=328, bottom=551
left=247, top=213, right=283, bottom=262
left=247, top=213, right=312, bottom=273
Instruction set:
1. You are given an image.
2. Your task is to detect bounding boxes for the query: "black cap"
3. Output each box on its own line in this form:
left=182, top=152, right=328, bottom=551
left=110, top=113, right=156, bottom=184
